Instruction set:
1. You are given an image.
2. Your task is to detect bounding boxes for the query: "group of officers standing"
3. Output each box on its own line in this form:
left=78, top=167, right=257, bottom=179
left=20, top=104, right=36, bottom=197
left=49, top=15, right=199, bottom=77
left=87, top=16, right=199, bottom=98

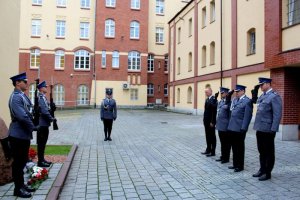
left=202, top=77, right=282, bottom=181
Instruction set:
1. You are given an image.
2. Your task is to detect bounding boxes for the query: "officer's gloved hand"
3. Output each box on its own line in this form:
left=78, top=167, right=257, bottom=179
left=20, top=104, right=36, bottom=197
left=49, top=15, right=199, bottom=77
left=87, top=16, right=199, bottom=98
left=33, top=125, right=40, bottom=131
left=214, top=92, right=219, bottom=99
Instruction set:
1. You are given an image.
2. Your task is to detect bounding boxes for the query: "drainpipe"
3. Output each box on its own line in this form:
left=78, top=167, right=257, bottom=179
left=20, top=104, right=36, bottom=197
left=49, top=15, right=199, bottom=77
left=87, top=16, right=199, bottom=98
left=220, top=0, right=223, bottom=87
left=93, top=0, right=98, bottom=109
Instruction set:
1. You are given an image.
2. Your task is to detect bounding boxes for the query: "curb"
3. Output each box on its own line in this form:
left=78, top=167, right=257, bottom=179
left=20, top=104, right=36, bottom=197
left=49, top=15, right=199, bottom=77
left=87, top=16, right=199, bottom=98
left=46, top=144, right=78, bottom=200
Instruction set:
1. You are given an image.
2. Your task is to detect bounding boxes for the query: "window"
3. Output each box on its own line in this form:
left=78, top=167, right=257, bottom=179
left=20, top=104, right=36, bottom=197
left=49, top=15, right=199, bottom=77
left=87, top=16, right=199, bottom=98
left=147, top=84, right=154, bottom=96
left=32, top=0, right=42, bottom=5
left=128, top=51, right=141, bottom=71
left=187, top=87, right=192, bottom=103
left=102, top=51, right=106, bottom=68
left=148, top=54, right=154, bottom=72
left=210, top=0, right=215, bottom=22
left=130, top=89, right=138, bottom=100
left=30, top=49, right=40, bottom=68
left=31, top=19, right=41, bottom=36
left=202, top=46, right=206, bottom=67
left=177, top=27, right=181, bottom=43
left=188, top=18, right=193, bottom=36
left=55, top=50, right=65, bottom=69
left=81, top=0, right=90, bottom=8
left=57, top=0, right=66, bottom=7
left=155, top=27, right=164, bottom=44
left=80, top=22, right=89, bottom=39
left=202, top=7, right=207, bottom=28
left=164, top=84, right=168, bottom=96
left=29, top=84, right=36, bottom=103
left=177, top=88, right=180, bottom=103
left=177, top=57, right=181, bottom=74
left=288, top=0, right=300, bottom=26
left=77, top=85, right=89, bottom=105
left=130, top=21, right=140, bottom=39
left=54, top=84, right=65, bottom=106
left=106, top=0, right=116, bottom=7
left=210, top=42, right=215, bottom=65
left=156, top=0, right=164, bottom=15
left=105, top=19, right=115, bottom=37
left=74, top=50, right=90, bottom=70
left=164, top=55, right=168, bottom=72
left=112, top=51, right=119, bottom=68
left=247, top=28, right=256, bottom=55
left=188, top=52, right=192, bottom=71
left=131, top=0, right=140, bottom=9
left=56, top=20, right=66, bottom=38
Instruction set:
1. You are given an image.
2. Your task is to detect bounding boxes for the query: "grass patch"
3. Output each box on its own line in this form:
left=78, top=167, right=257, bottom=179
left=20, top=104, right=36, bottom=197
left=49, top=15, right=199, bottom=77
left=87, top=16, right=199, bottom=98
left=30, top=145, right=72, bottom=155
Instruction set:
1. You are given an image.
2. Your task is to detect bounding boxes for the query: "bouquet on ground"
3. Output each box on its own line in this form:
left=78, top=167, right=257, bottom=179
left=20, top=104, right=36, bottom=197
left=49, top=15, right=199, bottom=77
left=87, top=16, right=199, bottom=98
left=27, top=165, right=49, bottom=189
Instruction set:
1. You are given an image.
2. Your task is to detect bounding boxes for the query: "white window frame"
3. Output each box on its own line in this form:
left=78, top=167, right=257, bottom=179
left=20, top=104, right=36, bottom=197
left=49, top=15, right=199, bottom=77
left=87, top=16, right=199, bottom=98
left=156, top=0, right=164, bottom=15
left=56, top=20, right=66, bottom=38
left=32, top=19, right=41, bottom=37
left=147, top=84, right=154, bottom=96
left=55, top=50, right=65, bottom=69
left=112, top=51, right=119, bottom=68
left=80, top=22, right=89, bottom=39
left=155, top=27, right=164, bottom=44
left=57, top=0, right=66, bottom=7
left=148, top=54, right=154, bottom=72
left=106, top=0, right=116, bottom=7
left=288, top=0, right=300, bottom=26
left=81, top=0, right=90, bottom=8
left=102, top=50, right=106, bottom=68
left=77, top=85, right=89, bottom=105
left=74, top=50, right=90, bottom=70
left=249, top=31, right=256, bottom=54
left=54, top=84, right=65, bottom=106
left=130, top=89, right=138, bottom=101
left=131, top=0, right=140, bottom=9
left=164, top=55, right=168, bottom=72
left=32, top=0, right=42, bottom=5
left=105, top=19, right=115, bottom=37
left=128, top=51, right=141, bottom=71
left=30, top=49, right=40, bottom=68
left=130, top=21, right=140, bottom=39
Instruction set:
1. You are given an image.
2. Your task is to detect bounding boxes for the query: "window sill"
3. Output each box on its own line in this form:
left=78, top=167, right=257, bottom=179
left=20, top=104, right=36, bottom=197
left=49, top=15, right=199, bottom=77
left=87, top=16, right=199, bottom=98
left=164, top=95, right=168, bottom=98
left=282, top=22, right=300, bottom=30
left=57, top=5, right=66, bottom=8
left=30, top=67, right=39, bottom=70
left=209, top=63, right=215, bottom=66
left=54, top=68, right=65, bottom=71
left=31, top=36, right=41, bottom=38
left=32, top=4, right=42, bottom=6
left=130, top=38, right=140, bottom=40
left=177, top=73, right=180, bottom=75
left=201, top=65, right=206, bottom=68
left=156, top=13, right=165, bottom=16
left=131, top=8, right=141, bottom=11
left=74, top=69, right=90, bottom=71
left=164, top=71, right=168, bottom=74
left=210, top=20, right=215, bottom=24
left=202, top=25, right=206, bottom=29
left=147, top=95, right=154, bottom=97
left=177, top=102, right=180, bottom=104
left=80, top=38, right=89, bottom=41
left=56, top=37, right=65, bottom=39
left=148, top=71, right=154, bottom=73
left=106, top=6, right=116, bottom=9
left=105, top=36, right=115, bottom=39
left=247, top=53, right=256, bottom=56
left=188, top=34, right=192, bottom=38
left=187, top=102, right=192, bottom=104
left=177, top=42, right=181, bottom=45
left=188, top=69, right=192, bottom=72
left=128, top=70, right=141, bottom=73
left=156, top=42, right=164, bottom=45
left=81, top=7, right=90, bottom=10
left=112, top=67, right=119, bottom=70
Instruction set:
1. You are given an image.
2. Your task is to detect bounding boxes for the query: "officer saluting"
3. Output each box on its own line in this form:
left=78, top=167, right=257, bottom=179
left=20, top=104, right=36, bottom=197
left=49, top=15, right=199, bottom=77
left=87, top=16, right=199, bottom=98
left=8, top=72, right=37, bottom=198
left=227, top=85, right=253, bottom=172
left=100, top=89, right=117, bottom=141
left=37, top=81, right=55, bottom=167
left=252, top=77, right=282, bottom=181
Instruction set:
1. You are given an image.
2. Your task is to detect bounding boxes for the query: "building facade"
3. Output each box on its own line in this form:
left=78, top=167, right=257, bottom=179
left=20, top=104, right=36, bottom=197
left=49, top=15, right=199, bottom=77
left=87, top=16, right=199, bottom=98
left=168, top=0, right=300, bottom=140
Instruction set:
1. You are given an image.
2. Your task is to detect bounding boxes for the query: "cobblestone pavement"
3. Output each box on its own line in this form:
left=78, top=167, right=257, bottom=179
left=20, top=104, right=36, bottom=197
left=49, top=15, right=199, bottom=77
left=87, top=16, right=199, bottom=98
left=49, top=109, right=300, bottom=200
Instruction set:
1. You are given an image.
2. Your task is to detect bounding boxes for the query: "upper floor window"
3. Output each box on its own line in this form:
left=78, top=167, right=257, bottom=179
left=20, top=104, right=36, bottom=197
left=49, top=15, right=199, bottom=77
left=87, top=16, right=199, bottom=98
left=56, top=20, right=66, bottom=38
left=155, top=27, right=164, bottom=44
left=77, top=85, right=89, bottom=105
left=80, top=22, right=89, bottom=39
left=247, top=28, right=256, bottom=55
left=210, top=41, right=215, bottom=65
left=164, top=55, right=168, bottom=72
left=148, top=54, right=154, bottom=72
left=81, top=0, right=90, bottom=8
left=147, top=83, right=154, bottom=96
left=131, top=0, right=140, bottom=9
left=177, top=57, right=181, bottom=75
left=105, top=19, right=115, bottom=37
left=130, top=21, right=140, bottom=39
left=202, top=7, right=207, bottom=28
left=210, top=0, right=216, bottom=23
left=188, top=18, right=193, bottom=36
left=112, top=51, right=119, bottom=68
left=55, top=50, right=65, bottom=69
left=188, top=52, right=192, bottom=71
left=106, top=0, right=116, bottom=7
left=102, top=50, right=106, bottom=68
left=177, top=27, right=181, bottom=44
left=128, top=51, right=141, bottom=71
left=57, top=0, right=66, bottom=7
left=30, top=49, right=40, bottom=68
left=202, top=46, right=207, bottom=67
left=288, top=0, right=300, bottom=26
left=74, top=50, right=90, bottom=70
left=31, top=19, right=41, bottom=37
left=156, top=0, right=164, bottom=15
left=32, top=0, right=42, bottom=5
left=54, top=84, right=65, bottom=106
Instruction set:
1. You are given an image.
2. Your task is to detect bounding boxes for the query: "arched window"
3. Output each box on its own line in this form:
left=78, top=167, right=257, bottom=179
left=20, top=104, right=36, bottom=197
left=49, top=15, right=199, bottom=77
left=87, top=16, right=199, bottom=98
left=148, top=54, right=154, bottom=72
left=74, top=50, right=90, bottom=69
left=247, top=28, right=256, bottom=55
left=202, top=46, right=206, bottom=67
left=130, top=21, right=140, bottom=39
left=77, top=85, right=89, bottom=105
left=30, top=49, right=40, bottom=68
left=210, top=42, right=215, bottom=65
left=128, top=51, right=141, bottom=70
left=177, top=88, right=180, bottom=103
left=55, top=50, right=65, bottom=69
left=177, top=57, right=181, bottom=75
left=188, top=52, right=192, bottom=71
left=112, top=51, right=119, bottom=68
left=147, top=83, right=154, bottom=96
left=187, top=87, right=192, bottom=103
left=54, top=84, right=65, bottom=106
left=105, top=19, right=115, bottom=37
left=29, top=84, right=36, bottom=104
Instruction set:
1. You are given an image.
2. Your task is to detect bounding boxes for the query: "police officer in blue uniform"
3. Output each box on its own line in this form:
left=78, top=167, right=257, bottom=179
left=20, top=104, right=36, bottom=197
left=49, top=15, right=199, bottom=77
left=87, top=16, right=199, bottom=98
left=216, top=87, right=232, bottom=164
left=252, top=77, right=282, bottom=181
left=8, top=72, right=37, bottom=198
left=37, top=81, right=55, bottom=167
left=100, top=89, right=117, bottom=141
left=227, top=85, right=253, bottom=172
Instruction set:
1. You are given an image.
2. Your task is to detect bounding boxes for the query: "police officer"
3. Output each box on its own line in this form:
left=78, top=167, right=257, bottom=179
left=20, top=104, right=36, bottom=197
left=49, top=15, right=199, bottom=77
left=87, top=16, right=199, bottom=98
left=8, top=72, right=36, bottom=198
left=215, top=87, right=232, bottom=164
left=252, top=77, right=282, bottom=181
left=37, top=81, right=55, bottom=167
left=227, top=85, right=253, bottom=172
left=100, top=89, right=117, bottom=141
left=201, top=86, right=218, bottom=157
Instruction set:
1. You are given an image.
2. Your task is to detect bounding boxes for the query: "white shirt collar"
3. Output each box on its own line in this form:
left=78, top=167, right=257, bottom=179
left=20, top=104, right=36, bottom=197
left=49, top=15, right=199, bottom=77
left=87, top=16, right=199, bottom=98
left=265, top=88, right=273, bottom=94
left=239, top=94, right=246, bottom=100
left=208, top=95, right=213, bottom=99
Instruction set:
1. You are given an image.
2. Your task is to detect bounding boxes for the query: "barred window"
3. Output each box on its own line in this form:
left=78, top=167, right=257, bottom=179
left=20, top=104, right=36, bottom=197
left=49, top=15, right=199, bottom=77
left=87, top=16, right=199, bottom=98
left=288, top=0, right=300, bottom=26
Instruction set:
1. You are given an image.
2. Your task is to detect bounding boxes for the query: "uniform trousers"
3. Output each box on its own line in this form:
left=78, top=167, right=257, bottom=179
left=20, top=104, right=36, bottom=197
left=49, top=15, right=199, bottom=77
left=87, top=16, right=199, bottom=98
left=103, top=119, right=113, bottom=138
left=218, top=131, right=231, bottom=161
left=37, top=126, right=49, bottom=162
left=231, top=131, right=246, bottom=169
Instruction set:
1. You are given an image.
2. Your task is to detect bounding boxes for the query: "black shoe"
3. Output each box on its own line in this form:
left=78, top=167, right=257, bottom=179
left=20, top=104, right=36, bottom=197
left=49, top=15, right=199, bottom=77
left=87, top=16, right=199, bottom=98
left=228, top=166, right=235, bottom=169
left=234, top=168, right=244, bottom=172
left=252, top=171, right=264, bottom=178
left=104, top=138, right=108, bottom=141
left=258, top=174, right=271, bottom=181
left=14, top=188, right=32, bottom=198
left=23, top=185, right=36, bottom=192
left=201, top=151, right=210, bottom=155
left=221, top=160, right=229, bottom=164
left=43, top=159, right=52, bottom=165
left=216, top=158, right=222, bottom=162
left=108, top=137, right=112, bottom=141
left=206, top=153, right=215, bottom=157
left=38, top=161, right=51, bottom=167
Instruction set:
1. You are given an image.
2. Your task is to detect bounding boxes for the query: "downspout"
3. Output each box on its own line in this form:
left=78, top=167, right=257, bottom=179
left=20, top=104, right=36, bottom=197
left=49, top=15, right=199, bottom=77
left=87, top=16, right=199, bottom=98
left=220, top=0, right=223, bottom=87
left=93, top=0, right=98, bottom=109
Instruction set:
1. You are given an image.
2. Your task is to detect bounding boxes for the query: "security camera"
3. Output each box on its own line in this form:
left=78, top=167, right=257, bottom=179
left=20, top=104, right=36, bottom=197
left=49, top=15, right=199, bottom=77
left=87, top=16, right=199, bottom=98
left=70, top=73, right=73, bottom=78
